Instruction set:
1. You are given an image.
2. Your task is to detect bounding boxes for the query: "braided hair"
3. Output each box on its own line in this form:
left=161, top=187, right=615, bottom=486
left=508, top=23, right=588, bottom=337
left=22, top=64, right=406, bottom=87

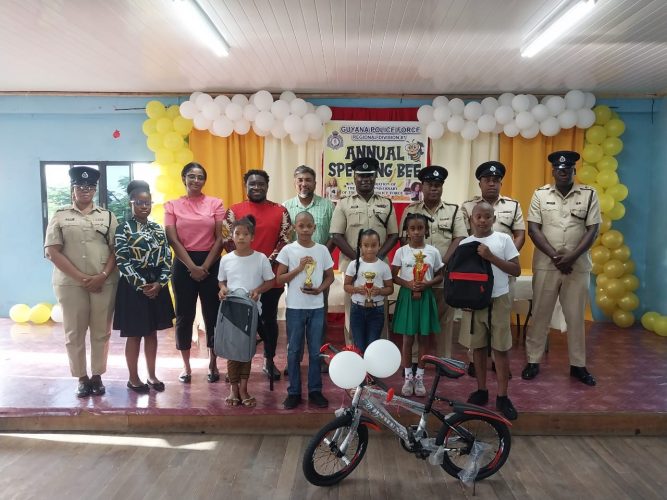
left=401, top=212, right=432, bottom=239
left=352, top=228, right=381, bottom=282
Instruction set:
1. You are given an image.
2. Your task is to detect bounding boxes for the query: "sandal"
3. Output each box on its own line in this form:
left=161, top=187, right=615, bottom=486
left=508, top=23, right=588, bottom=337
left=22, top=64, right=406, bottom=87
left=241, top=396, right=256, bottom=408
left=225, top=396, right=241, bottom=407
left=147, top=380, right=165, bottom=392
left=178, top=373, right=192, bottom=384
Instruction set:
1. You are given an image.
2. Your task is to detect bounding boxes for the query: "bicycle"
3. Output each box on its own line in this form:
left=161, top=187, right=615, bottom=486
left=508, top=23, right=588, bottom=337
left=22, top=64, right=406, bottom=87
left=302, top=344, right=512, bottom=486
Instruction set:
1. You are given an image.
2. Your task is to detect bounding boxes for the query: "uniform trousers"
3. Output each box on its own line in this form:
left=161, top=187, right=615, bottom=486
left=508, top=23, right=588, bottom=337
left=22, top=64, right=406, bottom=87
left=54, top=282, right=117, bottom=378
left=526, top=269, right=589, bottom=367
left=412, top=289, right=454, bottom=362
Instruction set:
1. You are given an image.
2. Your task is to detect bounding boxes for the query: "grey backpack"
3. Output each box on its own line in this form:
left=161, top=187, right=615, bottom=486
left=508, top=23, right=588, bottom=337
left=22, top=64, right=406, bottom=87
left=214, top=288, right=259, bottom=362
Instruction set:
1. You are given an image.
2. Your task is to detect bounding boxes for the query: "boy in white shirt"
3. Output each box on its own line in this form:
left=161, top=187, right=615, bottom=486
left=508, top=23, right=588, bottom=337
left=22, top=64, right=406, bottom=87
left=276, top=212, right=335, bottom=410
left=458, top=202, right=521, bottom=420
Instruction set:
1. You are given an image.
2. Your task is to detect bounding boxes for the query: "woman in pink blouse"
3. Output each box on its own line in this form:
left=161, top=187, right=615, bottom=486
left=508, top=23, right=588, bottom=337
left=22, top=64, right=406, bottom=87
left=164, top=162, right=225, bottom=384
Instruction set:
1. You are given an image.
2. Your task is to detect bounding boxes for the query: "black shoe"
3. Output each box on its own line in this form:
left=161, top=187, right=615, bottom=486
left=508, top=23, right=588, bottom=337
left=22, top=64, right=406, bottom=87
left=496, top=396, right=518, bottom=421
left=467, top=389, right=489, bottom=405
left=127, top=381, right=150, bottom=394
left=207, top=372, right=220, bottom=383
left=76, top=380, right=92, bottom=398
left=308, top=391, right=329, bottom=408
left=491, top=361, right=512, bottom=379
left=147, top=380, right=166, bottom=392
left=570, top=366, right=596, bottom=386
left=178, top=373, right=192, bottom=384
left=411, top=362, right=418, bottom=376
left=263, top=361, right=281, bottom=381
left=521, top=363, right=540, bottom=380
left=283, top=367, right=289, bottom=376
left=467, top=362, right=476, bottom=377
left=90, top=376, right=105, bottom=396
left=283, top=394, right=302, bottom=409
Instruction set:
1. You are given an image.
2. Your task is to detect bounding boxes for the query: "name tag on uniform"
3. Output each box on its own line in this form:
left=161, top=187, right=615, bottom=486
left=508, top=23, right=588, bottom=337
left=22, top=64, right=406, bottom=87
left=350, top=205, right=358, bottom=209
left=376, top=204, right=388, bottom=208
left=546, top=202, right=556, bottom=205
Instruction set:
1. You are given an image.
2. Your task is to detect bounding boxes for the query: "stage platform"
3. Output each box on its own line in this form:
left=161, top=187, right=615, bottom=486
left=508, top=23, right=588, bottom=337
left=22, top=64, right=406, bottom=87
left=1, top=318, right=666, bottom=436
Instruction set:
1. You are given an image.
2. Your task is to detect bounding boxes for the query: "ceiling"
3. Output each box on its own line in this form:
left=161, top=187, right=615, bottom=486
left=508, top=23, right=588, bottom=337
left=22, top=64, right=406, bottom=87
left=1, top=0, right=667, bottom=96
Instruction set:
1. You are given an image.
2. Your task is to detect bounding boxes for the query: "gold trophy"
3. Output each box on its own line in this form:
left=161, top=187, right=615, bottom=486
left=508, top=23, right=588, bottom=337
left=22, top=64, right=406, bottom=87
left=362, top=271, right=377, bottom=307
left=412, top=250, right=429, bottom=300
left=303, top=260, right=316, bottom=289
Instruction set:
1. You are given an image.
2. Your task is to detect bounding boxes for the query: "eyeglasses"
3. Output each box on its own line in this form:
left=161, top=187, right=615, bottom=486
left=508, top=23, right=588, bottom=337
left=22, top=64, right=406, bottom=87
left=73, top=185, right=96, bottom=192
left=185, top=174, right=206, bottom=181
left=131, top=200, right=153, bottom=208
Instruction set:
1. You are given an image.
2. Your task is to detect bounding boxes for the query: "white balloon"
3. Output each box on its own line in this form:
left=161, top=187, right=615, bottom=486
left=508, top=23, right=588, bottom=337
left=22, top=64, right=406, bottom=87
left=498, top=92, right=515, bottom=107
left=279, top=90, right=297, bottom=102
left=309, top=126, right=325, bottom=140
left=576, top=108, right=596, bottom=128
left=211, top=116, right=233, bottom=137
left=463, top=101, right=483, bottom=121
left=494, top=122, right=504, bottom=134
left=315, top=105, right=333, bottom=122
left=461, top=121, right=480, bottom=141
left=290, top=131, right=309, bottom=145
left=234, top=119, right=251, bottom=135
left=433, top=105, right=452, bottom=123
left=527, top=94, right=539, bottom=109
left=254, top=90, right=274, bottom=111
left=503, top=121, right=520, bottom=137
left=201, top=101, right=221, bottom=121
left=231, top=94, right=248, bottom=107
left=481, top=96, right=499, bottom=114
left=50, top=304, right=63, bottom=323
left=255, top=110, right=275, bottom=131
left=283, top=114, right=304, bottom=134
left=541, top=95, right=554, bottom=105
left=558, top=109, right=578, bottom=129
left=364, top=339, right=401, bottom=378
left=531, top=104, right=550, bottom=123
left=252, top=122, right=270, bottom=136
left=329, top=351, right=366, bottom=389
left=426, top=121, right=445, bottom=139
left=306, top=102, right=316, bottom=114
left=512, top=94, right=530, bottom=112
left=195, top=93, right=213, bottom=110
left=214, top=94, right=231, bottom=111
left=448, top=98, right=465, bottom=115
left=189, top=91, right=203, bottom=103
left=271, top=121, right=288, bottom=139
left=179, top=100, right=197, bottom=119
left=545, top=96, right=566, bottom=116
left=224, top=102, right=243, bottom=121
left=564, top=89, right=586, bottom=110
left=540, top=117, right=561, bottom=137
left=193, top=113, right=212, bottom=131
left=447, top=115, right=465, bottom=133
left=290, top=98, right=308, bottom=117
left=271, top=99, right=291, bottom=120
left=477, top=114, right=496, bottom=133
left=520, top=123, right=540, bottom=139
left=417, top=105, right=435, bottom=124
left=584, top=92, right=596, bottom=109
left=303, top=113, right=323, bottom=134
left=494, top=105, right=514, bottom=125
left=243, top=103, right=259, bottom=122
left=432, top=96, right=449, bottom=108
left=515, top=111, right=535, bottom=130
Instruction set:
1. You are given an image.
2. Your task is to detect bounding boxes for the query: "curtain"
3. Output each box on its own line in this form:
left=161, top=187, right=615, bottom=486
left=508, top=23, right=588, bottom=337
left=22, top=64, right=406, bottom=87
left=263, top=137, right=324, bottom=203
left=188, top=129, right=264, bottom=208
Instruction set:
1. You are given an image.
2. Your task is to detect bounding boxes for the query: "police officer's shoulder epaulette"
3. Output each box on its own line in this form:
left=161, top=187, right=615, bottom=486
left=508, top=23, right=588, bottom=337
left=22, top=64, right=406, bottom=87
left=55, top=206, right=71, bottom=213
left=536, top=184, right=551, bottom=191
left=462, top=198, right=476, bottom=205
left=579, top=185, right=594, bottom=191
left=500, top=196, right=519, bottom=204
left=406, top=201, right=421, bottom=208
left=443, top=202, right=459, bottom=209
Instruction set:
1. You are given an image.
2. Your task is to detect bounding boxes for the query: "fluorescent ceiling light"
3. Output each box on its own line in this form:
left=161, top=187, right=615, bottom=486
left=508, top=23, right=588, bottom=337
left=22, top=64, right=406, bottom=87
left=521, top=0, right=597, bottom=58
left=173, top=0, right=229, bottom=57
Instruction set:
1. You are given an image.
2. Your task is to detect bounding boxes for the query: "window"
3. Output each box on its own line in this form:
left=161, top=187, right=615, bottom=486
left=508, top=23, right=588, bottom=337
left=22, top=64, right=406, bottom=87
left=40, top=161, right=155, bottom=234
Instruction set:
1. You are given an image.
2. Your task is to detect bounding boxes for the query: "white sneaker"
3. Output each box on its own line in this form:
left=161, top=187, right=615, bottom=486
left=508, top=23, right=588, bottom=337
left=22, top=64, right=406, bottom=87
left=401, top=376, right=414, bottom=396
left=414, top=375, right=426, bottom=397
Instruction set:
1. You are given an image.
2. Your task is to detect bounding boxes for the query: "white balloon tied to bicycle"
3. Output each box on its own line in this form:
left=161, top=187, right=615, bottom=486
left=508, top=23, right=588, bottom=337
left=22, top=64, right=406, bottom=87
left=303, top=339, right=512, bottom=486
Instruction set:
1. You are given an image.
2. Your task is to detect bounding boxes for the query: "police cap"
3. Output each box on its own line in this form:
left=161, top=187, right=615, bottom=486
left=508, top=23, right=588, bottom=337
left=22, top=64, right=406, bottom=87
left=351, top=157, right=379, bottom=175
left=548, top=150, right=580, bottom=169
left=417, top=165, right=448, bottom=183
left=69, top=166, right=100, bottom=186
left=475, top=161, right=506, bottom=180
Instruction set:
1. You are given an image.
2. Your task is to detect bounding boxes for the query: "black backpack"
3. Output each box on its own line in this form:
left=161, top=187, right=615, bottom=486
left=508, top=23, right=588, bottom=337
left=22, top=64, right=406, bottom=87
left=444, top=241, right=494, bottom=310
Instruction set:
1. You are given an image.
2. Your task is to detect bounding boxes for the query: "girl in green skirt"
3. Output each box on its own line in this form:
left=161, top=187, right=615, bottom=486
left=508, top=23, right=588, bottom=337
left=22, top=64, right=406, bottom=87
left=391, top=213, right=444, bottom=396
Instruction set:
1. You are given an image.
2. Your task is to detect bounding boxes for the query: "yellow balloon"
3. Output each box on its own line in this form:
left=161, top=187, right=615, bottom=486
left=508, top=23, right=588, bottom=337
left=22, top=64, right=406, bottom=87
left=156, top=117, right=173, bottom=134
left=582, top=144, right=604, bottom=163
left=602, top=137, right=623, bottom=156
left=606, top=183, right=628, bottom=202
left=591, top=246, right=611, bottom=265
left=595, top=294, right=616, bottom=314
left=641, top=311, right=660, bottom=331
left=146, top=134, right=163, bottom=153
left=652, top=316, right=667, bottom=336
left=591, top=262, right=604, bottom=275
left=588, top=182, right=603, bottom=193
left=166, top=104, right=181, bottom=119
left=620, top=274, right=639, bottom=292
left=623, top=260, right=635, bottom=274
left=604, top=278, right=625, bottom=299
left=9, top=304, right=31, bottom=323
left=155, top=174, right=176, bottom=194
left=608, top=202, right=626, bottom=221
left=142, top=118, right=158, bottom=136
left=174, top=148, right=194, bottom=166
left=612, top=309, right=634, bottom=328
left=599, top=214, right=612, bottom=233
left=163, top=132, right=183, bottom=151
left=617, top=292, right=639, bottom=312
left=594, top=105, right=612, bottom=125
left=610, top=245, right=631, bottom=262
left=601, top=230, right=623, bottom=249
left=29, top=304, right=52, bottom=324
left=577, top=165, right=598, bottom=185
left=596, top=273, right=611, bottom=289
left=173, top=116, right=194, bottom=136
left=597, top=170, right=619, bottom=188
left=603, top=259, right=624, bottom=279
left=146, top=100, right=166, bottom=119
left=585, top=125, right=607, bottom=144
left=598, top=193, right=615, bottom=213
left=596, top=156, right=618, bottom=171
left=156, top=149, right=175, bottom=165
left=605, top=118, right=625, bottom=138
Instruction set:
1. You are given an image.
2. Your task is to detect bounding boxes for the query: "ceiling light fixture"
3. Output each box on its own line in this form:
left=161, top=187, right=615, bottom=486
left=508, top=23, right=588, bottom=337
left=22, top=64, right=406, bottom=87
left=521, top=0, right=597, bottom=58
left=173, top=0, right=229, bottom=57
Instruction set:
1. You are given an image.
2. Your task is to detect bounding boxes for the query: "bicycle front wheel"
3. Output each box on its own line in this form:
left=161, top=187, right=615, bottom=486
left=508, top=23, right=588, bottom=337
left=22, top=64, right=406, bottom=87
left=435, top=413, right=511, bottom=481
left=302, top=414, right=369, bottom=486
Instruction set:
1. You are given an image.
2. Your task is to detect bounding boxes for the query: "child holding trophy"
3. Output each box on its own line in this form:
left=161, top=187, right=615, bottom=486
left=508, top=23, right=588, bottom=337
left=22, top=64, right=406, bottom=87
left=343, top=229, right=394, bottom=352
left=276, top=212, right=335, bottom=409
left=392, top=213, right=444, bottom=397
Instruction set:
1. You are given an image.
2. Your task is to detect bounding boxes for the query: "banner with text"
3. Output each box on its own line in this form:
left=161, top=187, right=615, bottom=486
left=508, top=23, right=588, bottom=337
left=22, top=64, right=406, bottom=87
left=322, top=121, right=428, bottom=202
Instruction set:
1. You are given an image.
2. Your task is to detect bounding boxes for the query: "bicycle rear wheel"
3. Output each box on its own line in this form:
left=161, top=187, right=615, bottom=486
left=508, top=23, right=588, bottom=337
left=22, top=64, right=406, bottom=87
left=302, top=414, right=369, bottom=486
left=435, top=414, right=511, bottom=481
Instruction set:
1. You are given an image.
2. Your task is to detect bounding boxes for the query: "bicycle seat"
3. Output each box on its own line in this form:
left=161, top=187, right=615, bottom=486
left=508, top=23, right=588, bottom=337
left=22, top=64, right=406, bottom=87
left=421, top=355, right=466, bottom=379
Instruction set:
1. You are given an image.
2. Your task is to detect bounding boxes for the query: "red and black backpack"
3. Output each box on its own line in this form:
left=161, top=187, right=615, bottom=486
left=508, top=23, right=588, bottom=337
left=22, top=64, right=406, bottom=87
left=444, top=241, right=494, bottom=310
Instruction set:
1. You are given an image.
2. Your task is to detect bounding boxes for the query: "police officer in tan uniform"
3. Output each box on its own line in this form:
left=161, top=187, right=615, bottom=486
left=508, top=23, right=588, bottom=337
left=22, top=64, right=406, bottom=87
left=462, top=161, right=525, bottom=376
left=330, top=157, right=399, bottom=344
left=400, top=165, right=467, bottom=359
left=522, top=151, right=600, bottom=386
left=45, top=166, right=119, bottom=397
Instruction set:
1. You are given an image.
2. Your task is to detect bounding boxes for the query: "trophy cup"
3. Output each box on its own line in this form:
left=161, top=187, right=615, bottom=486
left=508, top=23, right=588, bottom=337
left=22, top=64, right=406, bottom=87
left=412, top=250, right=429, bottom=300
left=362, top=271, right=376, bottom=307
left=303, top=260, right=316, bottom=290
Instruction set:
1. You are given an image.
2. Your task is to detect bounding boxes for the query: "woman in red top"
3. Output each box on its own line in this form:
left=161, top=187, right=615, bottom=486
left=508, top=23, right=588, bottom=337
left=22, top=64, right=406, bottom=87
left=165, top=162, right=225, bottom=383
